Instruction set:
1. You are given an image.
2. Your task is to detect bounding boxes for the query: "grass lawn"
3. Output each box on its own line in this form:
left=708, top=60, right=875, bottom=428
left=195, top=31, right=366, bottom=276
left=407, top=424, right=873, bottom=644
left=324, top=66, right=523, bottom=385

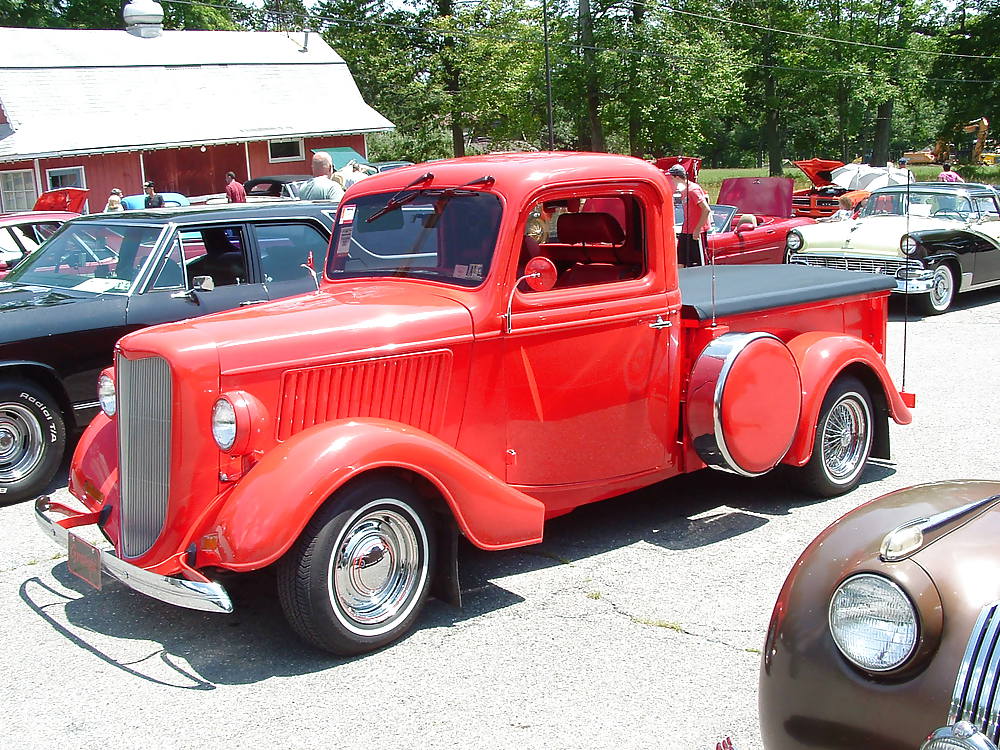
left=696, top=164, right=1000, bottom=203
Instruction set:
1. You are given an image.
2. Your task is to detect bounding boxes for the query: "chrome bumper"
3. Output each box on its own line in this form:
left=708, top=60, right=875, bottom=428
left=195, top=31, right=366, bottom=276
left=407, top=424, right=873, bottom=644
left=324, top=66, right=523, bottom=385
left=34, top=496, right=233, bottom=614
left=895, top=274, right=935, bottom=294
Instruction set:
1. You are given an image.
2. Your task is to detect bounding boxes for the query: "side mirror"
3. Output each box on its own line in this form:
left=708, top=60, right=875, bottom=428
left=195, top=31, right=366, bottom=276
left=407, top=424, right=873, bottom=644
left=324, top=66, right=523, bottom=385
left=171, top=275, right=215, bottom=302
left=523, top=256, right=558, bottom=292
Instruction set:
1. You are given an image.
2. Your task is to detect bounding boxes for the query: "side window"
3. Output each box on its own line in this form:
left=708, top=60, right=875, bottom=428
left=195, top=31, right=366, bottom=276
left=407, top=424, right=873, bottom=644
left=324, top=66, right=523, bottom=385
left=256, top=223, right=328, bottom=282
left=519, top=194, right=645, bottom=290
left=178, top=225, right=249, bottom=287
left=0, top=227, right=23, bottom=258
left=151, top=237, right=185, bottom=290
left=975, top=196, right=1000, bottom=220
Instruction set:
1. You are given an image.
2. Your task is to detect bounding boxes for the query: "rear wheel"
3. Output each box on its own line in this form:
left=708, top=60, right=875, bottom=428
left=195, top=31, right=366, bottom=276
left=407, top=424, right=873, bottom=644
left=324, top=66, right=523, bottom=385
left=0, top=380, right=65, bottom=506
left=277, top=477, right=435, bottom=655
left=792, top=376, right=873, bottom=497
left=915, top=264, right=956, bottom=315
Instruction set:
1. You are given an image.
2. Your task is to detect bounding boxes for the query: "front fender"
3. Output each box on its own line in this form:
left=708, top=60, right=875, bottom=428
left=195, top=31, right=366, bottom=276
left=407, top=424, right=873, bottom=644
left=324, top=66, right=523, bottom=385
left=207, top=418, right=545, bottom=571
left=783, top=332, right=912, bottom=466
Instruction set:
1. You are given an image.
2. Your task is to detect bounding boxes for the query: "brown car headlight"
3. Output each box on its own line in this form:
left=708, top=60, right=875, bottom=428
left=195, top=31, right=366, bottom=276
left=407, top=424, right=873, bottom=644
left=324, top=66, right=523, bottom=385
left=829, top=573, right=918, bottom=672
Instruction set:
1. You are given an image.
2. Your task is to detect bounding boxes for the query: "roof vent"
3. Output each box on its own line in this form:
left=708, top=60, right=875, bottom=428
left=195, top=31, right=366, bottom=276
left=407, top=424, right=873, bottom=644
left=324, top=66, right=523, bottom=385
left=124, top=0, right=164, bottom=38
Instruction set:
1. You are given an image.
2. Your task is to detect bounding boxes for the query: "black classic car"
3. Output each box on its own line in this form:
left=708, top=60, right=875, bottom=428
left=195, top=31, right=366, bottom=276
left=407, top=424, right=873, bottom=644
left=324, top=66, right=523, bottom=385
left=0, top=202, right=337, bottom=504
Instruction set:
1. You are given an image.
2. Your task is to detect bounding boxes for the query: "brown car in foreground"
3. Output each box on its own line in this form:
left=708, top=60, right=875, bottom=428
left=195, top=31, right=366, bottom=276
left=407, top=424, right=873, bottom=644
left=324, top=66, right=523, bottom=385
left=759, top=480, right=1000, bottom=750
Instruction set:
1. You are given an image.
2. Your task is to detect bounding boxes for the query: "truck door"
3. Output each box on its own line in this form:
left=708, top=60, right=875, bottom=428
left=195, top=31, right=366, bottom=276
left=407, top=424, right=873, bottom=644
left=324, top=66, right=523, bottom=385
left=502, top=190, right=677, bottom=487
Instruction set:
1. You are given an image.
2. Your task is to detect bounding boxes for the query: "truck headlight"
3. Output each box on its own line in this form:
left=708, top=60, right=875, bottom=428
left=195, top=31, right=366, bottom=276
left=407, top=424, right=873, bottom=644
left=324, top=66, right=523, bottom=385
left=98, top=372, right=116, bottom=417
left=212, top=398, right=237, bottom=451
left=829, top=573, right=918, bottom=672
left=901, top=236, right=920, bottom=256
left=786, top=231, right=803, bottom=251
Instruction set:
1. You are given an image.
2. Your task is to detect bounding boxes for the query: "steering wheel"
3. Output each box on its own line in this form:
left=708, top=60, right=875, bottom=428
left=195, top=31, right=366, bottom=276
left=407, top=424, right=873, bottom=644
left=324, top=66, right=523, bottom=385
left=932, top=209, right=966, bottom=221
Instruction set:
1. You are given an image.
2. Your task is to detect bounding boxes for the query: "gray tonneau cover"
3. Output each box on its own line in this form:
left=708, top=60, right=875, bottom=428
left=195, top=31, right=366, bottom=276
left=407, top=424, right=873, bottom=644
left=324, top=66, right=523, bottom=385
left=679, top=264, right=895, bottom=321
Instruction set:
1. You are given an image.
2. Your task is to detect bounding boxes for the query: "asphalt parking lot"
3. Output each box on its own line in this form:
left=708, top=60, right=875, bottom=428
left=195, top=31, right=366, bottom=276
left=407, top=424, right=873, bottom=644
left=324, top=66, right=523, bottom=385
left=2, top=289, right=998, bottom=750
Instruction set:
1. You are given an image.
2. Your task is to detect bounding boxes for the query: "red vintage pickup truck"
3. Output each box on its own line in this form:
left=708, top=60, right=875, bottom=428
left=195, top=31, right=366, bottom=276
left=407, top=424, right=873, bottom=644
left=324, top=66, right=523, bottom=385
left=36, top=152, right=912, bottom=655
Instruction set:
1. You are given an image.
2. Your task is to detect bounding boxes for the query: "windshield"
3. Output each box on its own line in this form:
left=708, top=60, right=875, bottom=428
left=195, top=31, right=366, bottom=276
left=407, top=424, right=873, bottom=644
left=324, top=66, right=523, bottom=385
left=860, top=191, right=975, bottom=220
left=674, top=201, right=736, bottom=235
left=4, top=223, right=163, bottom=293
left=327, top=190, right=502, bottom=287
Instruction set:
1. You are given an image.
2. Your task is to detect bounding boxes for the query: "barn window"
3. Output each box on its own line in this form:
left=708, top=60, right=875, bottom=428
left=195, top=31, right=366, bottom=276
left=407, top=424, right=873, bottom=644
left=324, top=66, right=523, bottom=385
left=268, top=138, right=304, bottom=163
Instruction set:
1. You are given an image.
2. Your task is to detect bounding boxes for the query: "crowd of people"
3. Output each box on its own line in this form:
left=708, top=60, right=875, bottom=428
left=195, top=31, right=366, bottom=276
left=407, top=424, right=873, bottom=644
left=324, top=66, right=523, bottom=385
left=101, top=153, right=382, bottom=213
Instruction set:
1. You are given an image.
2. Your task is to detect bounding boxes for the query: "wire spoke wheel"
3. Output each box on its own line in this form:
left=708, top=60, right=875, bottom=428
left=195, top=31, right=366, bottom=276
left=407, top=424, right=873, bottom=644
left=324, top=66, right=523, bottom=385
left=820, top=396, right=870, bottom=482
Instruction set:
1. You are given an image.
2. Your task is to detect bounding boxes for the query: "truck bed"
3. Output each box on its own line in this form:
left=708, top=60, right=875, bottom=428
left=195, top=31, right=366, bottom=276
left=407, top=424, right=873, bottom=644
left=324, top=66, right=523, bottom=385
left=679, top=264, right=895, bottom=321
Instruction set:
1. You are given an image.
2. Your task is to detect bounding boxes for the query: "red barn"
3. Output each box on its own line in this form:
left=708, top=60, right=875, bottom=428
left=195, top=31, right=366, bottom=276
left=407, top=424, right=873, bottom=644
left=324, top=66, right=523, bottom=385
left=0, top=11, right=394, bottom=211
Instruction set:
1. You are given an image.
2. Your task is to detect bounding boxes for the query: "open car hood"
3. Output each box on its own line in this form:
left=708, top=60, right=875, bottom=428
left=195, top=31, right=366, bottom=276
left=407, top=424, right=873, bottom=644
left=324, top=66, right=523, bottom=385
left=654, top=156, right=702, bottom=181
left=794, top=159, right=846, bottom=188
left=32, top=187, right=88, bottom=213
left=717, top=177, right=794, bottom=218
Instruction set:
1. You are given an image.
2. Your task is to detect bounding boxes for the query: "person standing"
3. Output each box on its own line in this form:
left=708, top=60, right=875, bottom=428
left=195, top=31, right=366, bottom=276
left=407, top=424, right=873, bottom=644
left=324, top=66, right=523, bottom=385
left=298, top=152, right=345, bottom=202
left=104, top=188, right=124, bottom=212
left=225, top=171, right=247, bottom=203
left=667, top=163, right=711, bottom=266
left=938, top=163, right=965, bottom=183
left=143, top=181, right=165, bottom=208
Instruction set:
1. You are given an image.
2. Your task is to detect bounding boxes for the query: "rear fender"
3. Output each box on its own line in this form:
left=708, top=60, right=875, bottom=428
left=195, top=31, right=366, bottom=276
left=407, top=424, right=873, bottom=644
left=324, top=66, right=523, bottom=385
left=206, top=418, right=545, bottom=571
left=783, top=332, right=912, bottom=466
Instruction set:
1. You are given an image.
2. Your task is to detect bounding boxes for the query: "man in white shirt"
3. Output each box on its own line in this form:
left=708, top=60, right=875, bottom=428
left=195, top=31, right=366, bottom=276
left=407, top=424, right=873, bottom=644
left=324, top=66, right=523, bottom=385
left=298, top=152, right=346, bottom=201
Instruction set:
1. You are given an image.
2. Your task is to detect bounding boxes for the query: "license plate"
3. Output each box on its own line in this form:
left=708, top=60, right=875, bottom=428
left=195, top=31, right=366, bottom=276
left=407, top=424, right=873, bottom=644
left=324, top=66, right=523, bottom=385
left=67, top=532, right=102, bottom=590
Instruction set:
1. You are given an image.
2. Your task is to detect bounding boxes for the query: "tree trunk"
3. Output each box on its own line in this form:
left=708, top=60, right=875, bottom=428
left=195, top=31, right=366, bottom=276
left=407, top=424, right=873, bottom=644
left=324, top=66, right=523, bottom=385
left=438, top=0, right=465, bottom=158
left=764, top=73, right=781, bottom=176
left=627, top=0, right=645, bottom=157
left=871, top=99, right=893, bottom=166
left=579, top=0, right=604, bottom=152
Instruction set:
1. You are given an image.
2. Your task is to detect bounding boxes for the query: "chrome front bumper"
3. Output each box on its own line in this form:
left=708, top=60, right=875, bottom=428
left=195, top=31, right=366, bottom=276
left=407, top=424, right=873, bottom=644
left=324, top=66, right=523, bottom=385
left=895, top=274, right=936, bottom=294
left=34, top=496, right=233, bottom=614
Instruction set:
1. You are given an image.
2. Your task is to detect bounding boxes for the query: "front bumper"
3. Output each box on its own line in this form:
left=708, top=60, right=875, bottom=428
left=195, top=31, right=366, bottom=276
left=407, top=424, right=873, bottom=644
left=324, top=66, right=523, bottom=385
left=788, top=253, right=933, bottom=295
left=35, top=495, right=233, bottom=614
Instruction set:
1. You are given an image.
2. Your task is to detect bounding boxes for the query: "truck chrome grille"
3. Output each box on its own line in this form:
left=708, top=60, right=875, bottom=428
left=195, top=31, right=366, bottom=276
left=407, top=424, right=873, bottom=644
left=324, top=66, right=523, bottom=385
left=947, top=603, right=1000, bottom=743
left=790, top=254, right=914, bottom=276
left=117, top=354, right=172, bottom=559
left=277, top=350, right=452, bottom=440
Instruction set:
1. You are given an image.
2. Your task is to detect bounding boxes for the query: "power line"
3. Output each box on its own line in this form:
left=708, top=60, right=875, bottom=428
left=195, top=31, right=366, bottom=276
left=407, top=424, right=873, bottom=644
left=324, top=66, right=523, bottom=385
left=161, top=0, right=999, bottom=85
left=650, top=0, right=1000, bottom=61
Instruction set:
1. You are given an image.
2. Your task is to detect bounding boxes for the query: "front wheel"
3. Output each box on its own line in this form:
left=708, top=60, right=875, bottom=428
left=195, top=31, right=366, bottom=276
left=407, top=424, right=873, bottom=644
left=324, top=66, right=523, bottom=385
left=915, top=264, right=956, bottom=315
left=277, top=477, right=435, bottom=655
left=0, top=380, right=66, bottom=506
left=791, top=376, right=873, bottom=498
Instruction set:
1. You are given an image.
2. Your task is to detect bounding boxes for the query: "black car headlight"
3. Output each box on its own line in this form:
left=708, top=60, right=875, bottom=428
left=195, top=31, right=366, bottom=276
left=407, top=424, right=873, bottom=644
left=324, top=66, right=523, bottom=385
left=829, top=573, right=919, bottom=672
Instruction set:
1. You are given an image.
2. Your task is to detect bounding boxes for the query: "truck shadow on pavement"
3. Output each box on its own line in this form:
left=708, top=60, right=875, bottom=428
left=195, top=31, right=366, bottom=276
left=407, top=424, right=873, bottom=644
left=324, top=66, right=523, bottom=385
left=21, top=464, right=893, bottom=687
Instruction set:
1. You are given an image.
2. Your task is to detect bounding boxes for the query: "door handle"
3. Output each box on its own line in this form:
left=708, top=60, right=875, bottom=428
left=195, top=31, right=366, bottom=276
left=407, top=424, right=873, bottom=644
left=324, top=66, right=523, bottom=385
left=648, top=315, right=672, bottom=329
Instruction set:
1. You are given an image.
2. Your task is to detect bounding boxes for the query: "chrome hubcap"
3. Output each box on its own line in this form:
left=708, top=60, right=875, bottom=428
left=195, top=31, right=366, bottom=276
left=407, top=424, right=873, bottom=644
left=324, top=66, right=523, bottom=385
left=0, top=403, right=44, bottom=483
left=331, top=506, right=421, bottom=629
left=931, top=268, right=953, bottom=308
left=821, top=395, right=870, bottom=482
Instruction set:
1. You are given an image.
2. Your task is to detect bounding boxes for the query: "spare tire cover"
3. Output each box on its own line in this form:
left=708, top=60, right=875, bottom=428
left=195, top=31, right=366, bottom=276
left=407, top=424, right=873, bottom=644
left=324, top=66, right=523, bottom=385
left=686, top=332, right=801, bottom=476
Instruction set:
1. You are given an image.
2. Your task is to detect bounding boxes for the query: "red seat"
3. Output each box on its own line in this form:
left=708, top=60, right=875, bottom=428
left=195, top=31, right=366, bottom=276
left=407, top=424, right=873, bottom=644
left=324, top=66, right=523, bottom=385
left=548, top=212, right=638, bottom=287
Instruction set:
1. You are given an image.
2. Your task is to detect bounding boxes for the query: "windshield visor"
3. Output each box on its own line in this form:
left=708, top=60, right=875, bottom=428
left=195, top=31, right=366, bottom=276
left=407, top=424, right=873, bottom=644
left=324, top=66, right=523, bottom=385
left=327, top=191, right=502, bottom=287
left=4, top=223, right=163, bottom=293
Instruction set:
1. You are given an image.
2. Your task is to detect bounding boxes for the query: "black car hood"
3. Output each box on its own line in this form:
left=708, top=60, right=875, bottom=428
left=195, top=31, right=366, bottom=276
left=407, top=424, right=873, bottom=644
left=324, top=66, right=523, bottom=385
left=0, top=281, right=128, bottom=347
left=0, top=282, right=98, bottom=312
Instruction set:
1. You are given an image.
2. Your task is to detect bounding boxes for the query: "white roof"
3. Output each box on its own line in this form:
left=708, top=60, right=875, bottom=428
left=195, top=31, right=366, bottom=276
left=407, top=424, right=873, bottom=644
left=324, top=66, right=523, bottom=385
left=0, top=27, right=394, bottom=161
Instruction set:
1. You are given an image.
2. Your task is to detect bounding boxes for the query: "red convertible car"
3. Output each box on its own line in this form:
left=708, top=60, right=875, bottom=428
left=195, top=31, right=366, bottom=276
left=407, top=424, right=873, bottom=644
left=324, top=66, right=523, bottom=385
left=674, top=177, right=816, bottom=264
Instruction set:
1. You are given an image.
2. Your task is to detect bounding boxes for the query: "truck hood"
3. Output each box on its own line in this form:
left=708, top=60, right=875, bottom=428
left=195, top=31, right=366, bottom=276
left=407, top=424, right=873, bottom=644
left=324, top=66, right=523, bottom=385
left=126, top=283, right=476, bottom=374
left=797, top=215, right=949, bottom=255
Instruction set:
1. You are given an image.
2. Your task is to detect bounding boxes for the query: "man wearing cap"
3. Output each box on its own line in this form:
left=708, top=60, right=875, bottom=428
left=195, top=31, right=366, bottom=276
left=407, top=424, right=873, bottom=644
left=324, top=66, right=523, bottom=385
left=143, top=181, right=165, bottom=209
left=667, top=163, right=711, bottom=267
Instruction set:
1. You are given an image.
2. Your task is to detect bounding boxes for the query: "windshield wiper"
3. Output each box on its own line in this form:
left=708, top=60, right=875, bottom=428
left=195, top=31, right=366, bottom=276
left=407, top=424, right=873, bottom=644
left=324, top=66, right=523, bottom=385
left=366, top=172, right=434, bottom=223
